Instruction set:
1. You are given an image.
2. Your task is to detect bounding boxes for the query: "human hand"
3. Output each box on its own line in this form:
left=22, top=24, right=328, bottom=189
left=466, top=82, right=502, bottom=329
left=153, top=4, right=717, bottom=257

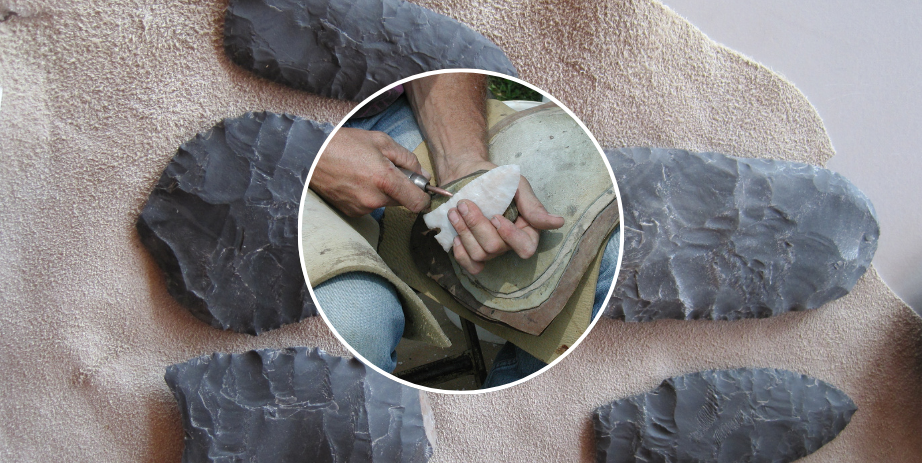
left=443, top=162, right=565, bottom=274
left=309, top=128, right=431, bottom=217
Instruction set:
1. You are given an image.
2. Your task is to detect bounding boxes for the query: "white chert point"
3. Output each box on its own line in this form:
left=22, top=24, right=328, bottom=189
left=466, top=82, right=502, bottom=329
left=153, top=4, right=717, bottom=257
left=423, top=165, right=521, bottom=252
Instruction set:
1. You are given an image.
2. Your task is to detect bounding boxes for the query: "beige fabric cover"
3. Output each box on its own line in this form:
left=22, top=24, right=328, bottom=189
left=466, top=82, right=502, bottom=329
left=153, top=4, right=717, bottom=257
left=1, top=0, right=919, bottom=461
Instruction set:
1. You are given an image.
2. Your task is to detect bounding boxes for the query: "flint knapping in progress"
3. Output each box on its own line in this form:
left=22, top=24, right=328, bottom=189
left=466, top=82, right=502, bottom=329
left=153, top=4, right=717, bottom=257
left=423, top=165, right=521, bottom=252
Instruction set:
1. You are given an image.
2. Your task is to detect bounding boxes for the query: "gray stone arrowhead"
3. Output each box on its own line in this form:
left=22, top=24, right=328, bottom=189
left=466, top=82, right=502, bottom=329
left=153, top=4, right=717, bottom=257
left=606, top=148, right=879, bottom=321
left=223, top=0, right=518, bottom=101
left=165, top=347, right=435, bottom=463
left=137, top=112, right=330, bottom=334
left=593, top=368, right=856, bottom=463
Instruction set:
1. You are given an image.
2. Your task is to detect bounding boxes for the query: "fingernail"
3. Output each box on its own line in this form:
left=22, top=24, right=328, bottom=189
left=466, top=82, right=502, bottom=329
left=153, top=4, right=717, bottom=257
left=448, top=209, right=460, bottom=224
left=490, top=216, right=502, bottom=229
left=453, top=236, right=461, bottom=246
left=420, top=166, right=432, bottom=181
left=458, top=201, right=469, bottom=215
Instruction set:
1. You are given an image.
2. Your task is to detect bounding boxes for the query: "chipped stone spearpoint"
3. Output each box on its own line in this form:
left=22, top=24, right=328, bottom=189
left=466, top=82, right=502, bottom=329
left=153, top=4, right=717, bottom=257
left=605, top=148, right=879, bottom=321
left=165, top=347, right=436, bottom=462
left=224, top=0, right=518, bottom=101
left=593, top=368, right=857, bottom=462
left=423, top=165, right=521, bottom=252
left=137, top=112, right=330, bottom=334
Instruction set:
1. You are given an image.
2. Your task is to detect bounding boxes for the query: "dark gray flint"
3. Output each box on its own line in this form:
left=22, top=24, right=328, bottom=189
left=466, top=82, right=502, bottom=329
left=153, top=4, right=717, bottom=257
left=165, top=347, right=435, bottom=463
left=593, top=368, right=856, bottom=463
left=137, top=112, right=331, bottom=334
left=223, top=0, right=518, bottom=101
left=605, top=148, right=879, bottom=321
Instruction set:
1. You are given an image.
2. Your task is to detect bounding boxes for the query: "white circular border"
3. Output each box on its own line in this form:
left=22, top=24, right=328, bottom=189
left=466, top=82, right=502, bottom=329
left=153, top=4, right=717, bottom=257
left=298, top=68, right=624, bottom=395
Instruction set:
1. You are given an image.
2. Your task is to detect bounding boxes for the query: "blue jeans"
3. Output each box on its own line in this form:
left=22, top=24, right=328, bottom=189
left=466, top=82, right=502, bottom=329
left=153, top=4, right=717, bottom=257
left=313, top=98, right=621, bottom=384
left=343, top=95, right=422, bottom=155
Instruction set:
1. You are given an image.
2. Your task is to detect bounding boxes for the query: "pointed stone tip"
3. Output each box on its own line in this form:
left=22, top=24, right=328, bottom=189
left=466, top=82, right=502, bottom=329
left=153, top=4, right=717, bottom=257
left=594, top=368, right=857, bottom=463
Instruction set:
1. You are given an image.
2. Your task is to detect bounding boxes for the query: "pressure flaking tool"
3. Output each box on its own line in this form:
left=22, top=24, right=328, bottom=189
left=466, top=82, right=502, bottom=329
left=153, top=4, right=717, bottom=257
left=398, top=167, right=453, bottom=197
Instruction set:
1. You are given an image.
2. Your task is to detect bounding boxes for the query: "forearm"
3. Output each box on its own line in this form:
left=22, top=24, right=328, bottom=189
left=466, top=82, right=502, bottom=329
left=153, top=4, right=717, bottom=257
left=405, top=73, right=490, bottom=184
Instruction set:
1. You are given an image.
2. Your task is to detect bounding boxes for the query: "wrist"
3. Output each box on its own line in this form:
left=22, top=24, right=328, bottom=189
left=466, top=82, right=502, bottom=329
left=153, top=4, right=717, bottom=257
left=438, top=159, right=495, bottom=185
left=435, top=146, right=494, bottom=184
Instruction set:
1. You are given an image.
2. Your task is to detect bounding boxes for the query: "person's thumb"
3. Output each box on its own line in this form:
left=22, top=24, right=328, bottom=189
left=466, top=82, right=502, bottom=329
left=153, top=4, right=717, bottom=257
left=516, top=178, right=564, bottom=230
left=379, top=138, right=429, bottom=180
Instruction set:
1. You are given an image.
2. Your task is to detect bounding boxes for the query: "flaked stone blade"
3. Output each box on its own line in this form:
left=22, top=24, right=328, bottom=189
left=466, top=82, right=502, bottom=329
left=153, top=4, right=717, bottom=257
left=137, top=112, right=331, bottom=334
left=605, top=147, right=879, bottom=321
left=165, top=347, right=435, bottom=463
left=224, top=0, right=518, bottom=101
left=423, top=165, right=520, bottom=252
left=593, top=368, right=856, bottom=463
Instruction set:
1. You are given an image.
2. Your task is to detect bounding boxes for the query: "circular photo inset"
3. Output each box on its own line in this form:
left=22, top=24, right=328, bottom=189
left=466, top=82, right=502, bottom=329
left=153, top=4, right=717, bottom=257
left=299, top=69, right=623, bottom=392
